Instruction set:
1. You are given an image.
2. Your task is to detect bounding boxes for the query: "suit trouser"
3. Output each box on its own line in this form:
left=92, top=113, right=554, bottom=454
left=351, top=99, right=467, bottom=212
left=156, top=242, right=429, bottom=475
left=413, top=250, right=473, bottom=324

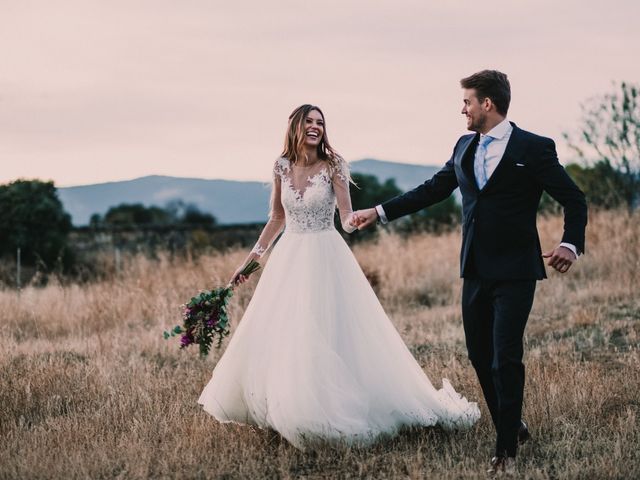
left=462, top=277, right=536, bottom=457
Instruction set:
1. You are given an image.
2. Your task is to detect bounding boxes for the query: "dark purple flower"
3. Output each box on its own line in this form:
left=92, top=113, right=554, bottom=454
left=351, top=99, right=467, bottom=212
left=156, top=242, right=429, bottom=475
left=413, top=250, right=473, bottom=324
left=180, top=334, right=193, bottom=347
left=206, top=316, right=218, bottom=327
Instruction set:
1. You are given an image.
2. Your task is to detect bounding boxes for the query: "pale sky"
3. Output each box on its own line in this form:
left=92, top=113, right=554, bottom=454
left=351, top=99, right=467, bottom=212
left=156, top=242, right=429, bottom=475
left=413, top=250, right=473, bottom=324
left=1, top=0, right=638, bottom=187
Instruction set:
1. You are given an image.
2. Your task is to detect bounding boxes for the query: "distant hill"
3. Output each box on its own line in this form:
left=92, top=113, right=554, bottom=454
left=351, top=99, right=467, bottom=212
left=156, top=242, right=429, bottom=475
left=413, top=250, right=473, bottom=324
left=58, top=159, right=449, bottom=226
left=59, top=176, right=272, bottom=226
left=351, top=158, right=440, bottom=191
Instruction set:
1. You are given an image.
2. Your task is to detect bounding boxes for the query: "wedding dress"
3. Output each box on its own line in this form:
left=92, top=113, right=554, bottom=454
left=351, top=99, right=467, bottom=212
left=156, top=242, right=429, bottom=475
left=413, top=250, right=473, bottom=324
left=198, top=157, right=480, bottom=449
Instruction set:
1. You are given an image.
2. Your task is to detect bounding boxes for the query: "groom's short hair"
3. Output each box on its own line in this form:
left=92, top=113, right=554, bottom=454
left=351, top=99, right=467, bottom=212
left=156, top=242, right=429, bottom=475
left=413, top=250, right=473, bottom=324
left=460, top=70, right=511, bottom=116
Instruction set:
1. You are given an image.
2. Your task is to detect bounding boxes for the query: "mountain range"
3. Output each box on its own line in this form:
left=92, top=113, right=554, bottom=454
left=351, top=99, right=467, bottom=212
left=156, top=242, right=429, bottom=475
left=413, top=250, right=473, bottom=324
left=58, top=159, right=449, bottom=226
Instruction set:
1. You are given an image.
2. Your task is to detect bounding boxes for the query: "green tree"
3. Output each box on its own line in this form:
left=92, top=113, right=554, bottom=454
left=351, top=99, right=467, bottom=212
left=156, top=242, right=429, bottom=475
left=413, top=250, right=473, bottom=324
left=181, top=205, right=216, bottom=228
left=564, top=81, right=640, bottom=209
left=89, top=213, right=103, bottom=229
left=102, top=203, right=172, bottom=227
left=350, top=173, right=402, bottom=211
left=0, top=179, right=72, bottom=268
left=95, top=201, right=217, bottom=229
left=347, top=173, right=461, bottom=235
left=337, top=173, right=401, bottom=237
left=537, top=162, right=629, bottom=214
left=398, top=194, right=462, bottom=233
left=567, top=162, right=627, bottom=208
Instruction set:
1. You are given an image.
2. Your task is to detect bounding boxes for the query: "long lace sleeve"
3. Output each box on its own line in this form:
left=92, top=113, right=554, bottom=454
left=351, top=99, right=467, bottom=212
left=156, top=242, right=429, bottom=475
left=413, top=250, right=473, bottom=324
left=331, top=158, right=356, bottom=234
left=250, top=165, right=286, bottom=257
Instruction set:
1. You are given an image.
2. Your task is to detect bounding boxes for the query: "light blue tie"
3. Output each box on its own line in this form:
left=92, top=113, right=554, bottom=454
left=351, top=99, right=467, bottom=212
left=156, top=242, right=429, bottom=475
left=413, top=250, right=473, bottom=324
left=474, top=135, right=495, bottom=189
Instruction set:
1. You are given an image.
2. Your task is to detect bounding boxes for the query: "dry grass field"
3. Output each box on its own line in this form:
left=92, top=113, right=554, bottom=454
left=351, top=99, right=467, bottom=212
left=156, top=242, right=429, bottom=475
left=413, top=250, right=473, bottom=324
left=1, top=209, right=639, bottom=479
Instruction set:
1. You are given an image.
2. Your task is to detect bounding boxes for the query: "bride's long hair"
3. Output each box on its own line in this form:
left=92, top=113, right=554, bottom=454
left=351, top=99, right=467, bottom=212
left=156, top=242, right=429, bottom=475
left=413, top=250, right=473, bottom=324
left=281, top=104, right=344, bottom=174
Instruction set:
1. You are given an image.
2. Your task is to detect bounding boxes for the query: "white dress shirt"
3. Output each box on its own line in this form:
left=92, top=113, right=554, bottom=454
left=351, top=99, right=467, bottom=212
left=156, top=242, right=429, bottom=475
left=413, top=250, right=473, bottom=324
left=375, top=118, right=578, bottom=259
left=479, top=118, right=513, bottom=181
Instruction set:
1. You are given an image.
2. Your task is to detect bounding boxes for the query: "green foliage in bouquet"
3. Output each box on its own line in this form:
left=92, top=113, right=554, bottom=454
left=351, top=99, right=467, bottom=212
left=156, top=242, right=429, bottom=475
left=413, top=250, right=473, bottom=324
left=163, top=260, right=261, bottom=357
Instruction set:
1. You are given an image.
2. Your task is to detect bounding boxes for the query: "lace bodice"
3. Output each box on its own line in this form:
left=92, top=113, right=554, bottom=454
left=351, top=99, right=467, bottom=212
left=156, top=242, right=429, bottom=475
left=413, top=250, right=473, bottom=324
left=277, top=157, right=345, bottom=233
left=250, top=157, right=355, bottom=256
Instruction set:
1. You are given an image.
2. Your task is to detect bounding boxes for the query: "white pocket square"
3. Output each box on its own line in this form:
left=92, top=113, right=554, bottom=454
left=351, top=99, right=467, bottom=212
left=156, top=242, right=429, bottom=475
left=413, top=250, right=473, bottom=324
left=515, top=163, right=525, bottom=167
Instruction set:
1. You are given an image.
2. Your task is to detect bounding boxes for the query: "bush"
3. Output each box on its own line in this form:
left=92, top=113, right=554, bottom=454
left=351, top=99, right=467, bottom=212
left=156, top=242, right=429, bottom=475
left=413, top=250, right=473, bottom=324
left=0, top=179, right=72, bottom=271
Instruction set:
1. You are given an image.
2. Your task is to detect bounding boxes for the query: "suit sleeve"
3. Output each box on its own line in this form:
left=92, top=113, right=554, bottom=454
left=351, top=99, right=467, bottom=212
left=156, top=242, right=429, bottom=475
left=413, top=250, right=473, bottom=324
left=381, top=139, right=461, bottom=222
left=531, top=138, right=588, bottom=254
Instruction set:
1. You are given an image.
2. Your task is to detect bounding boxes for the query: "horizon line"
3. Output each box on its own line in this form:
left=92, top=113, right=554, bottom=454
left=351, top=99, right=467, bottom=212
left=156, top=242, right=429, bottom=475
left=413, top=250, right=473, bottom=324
left=46, top=158, right=442, bottom=189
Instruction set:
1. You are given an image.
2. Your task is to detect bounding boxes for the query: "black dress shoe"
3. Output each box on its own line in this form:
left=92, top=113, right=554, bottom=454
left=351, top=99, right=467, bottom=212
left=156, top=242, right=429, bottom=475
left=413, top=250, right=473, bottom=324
left=487, top=456, right=516, bottom=476
left=518, top=420, right=530, bottom=445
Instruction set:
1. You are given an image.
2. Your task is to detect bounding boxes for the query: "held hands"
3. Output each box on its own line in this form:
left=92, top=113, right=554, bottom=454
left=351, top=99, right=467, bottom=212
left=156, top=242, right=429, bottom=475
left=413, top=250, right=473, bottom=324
left=542, top=245, right=576, bottom=274
left=350, top=208, right=379, bottom=230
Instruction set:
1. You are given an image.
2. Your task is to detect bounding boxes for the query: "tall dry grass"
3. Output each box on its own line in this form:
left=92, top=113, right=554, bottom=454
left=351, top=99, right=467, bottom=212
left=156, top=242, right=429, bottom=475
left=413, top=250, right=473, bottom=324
left=1, top=209, right=639, bottom=479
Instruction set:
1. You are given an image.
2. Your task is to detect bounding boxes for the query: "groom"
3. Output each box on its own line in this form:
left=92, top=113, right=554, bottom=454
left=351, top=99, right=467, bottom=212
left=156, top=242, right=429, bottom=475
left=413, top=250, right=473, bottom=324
left=353, top=70, right=587, bottom=474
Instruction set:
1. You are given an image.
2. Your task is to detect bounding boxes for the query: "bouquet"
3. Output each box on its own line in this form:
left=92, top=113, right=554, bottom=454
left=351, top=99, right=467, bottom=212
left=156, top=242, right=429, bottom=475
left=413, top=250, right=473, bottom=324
left=163, top=260, right=261, bottom=357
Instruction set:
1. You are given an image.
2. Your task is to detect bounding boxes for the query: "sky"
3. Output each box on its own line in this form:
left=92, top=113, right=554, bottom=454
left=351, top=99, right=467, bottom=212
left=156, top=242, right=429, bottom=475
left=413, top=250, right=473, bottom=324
left=1, top=0, right=639, bottom=187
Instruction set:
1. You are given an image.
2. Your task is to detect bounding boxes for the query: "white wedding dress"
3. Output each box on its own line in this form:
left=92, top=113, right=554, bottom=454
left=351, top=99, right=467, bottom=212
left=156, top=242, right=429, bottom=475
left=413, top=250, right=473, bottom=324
left=198, top=157, right=480, bottom=449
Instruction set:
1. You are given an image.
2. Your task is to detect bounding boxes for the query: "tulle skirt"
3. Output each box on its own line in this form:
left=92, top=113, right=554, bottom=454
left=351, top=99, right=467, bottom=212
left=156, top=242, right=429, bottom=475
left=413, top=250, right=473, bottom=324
left=198, top=228, right=480, bottom=449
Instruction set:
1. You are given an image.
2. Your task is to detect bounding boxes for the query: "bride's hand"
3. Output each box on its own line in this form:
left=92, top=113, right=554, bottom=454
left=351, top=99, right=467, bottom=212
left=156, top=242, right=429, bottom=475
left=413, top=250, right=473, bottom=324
left=347, top=212, right=360, bottom=229
left=229, top=265, right=249, bottom=286
left=353, top=208, right=378, bottom=229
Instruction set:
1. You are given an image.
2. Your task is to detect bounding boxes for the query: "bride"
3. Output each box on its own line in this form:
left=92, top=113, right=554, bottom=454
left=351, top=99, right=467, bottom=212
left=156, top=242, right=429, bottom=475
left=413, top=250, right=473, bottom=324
left=198, top=104, right=480, bottom=449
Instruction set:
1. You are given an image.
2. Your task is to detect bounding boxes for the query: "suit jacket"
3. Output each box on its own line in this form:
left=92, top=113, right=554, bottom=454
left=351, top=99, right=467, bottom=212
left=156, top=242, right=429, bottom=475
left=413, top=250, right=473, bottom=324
left=382, top=122, right=588, bottom=280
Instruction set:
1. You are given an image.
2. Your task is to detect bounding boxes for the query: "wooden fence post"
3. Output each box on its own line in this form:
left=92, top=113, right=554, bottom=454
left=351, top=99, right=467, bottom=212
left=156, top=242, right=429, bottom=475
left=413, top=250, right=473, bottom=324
left=17, top=247, right=21, bottom=291
left=115, top=247, right=121, bottom=275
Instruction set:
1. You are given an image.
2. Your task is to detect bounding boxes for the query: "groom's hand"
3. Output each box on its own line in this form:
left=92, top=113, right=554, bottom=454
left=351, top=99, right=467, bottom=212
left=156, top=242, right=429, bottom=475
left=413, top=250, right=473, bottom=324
left=353, top=208, right=378, bottom=230
left=542, top=246, right=576, bottom=274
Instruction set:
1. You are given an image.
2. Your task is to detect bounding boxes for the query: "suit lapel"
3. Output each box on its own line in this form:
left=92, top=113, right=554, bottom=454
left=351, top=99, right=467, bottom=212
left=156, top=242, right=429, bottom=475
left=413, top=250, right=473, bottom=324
left=456, top=133, right=480, bottom=192
left=481, top=122, right=526, bottom=192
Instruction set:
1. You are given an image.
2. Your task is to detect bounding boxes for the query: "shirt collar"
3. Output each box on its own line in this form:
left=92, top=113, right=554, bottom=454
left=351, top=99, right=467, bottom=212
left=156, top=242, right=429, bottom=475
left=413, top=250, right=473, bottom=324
left=483, top=118, right=512, bottom=140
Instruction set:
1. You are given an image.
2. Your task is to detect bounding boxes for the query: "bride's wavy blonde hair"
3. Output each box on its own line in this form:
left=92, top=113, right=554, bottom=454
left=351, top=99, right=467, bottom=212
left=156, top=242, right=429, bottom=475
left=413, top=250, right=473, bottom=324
left=281, top=104, right=345, bottom=176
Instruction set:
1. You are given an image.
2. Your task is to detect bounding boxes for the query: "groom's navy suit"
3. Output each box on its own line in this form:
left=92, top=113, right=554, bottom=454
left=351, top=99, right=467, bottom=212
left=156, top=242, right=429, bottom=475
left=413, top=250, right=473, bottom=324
left=381, top=122, right=587, bottom=457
